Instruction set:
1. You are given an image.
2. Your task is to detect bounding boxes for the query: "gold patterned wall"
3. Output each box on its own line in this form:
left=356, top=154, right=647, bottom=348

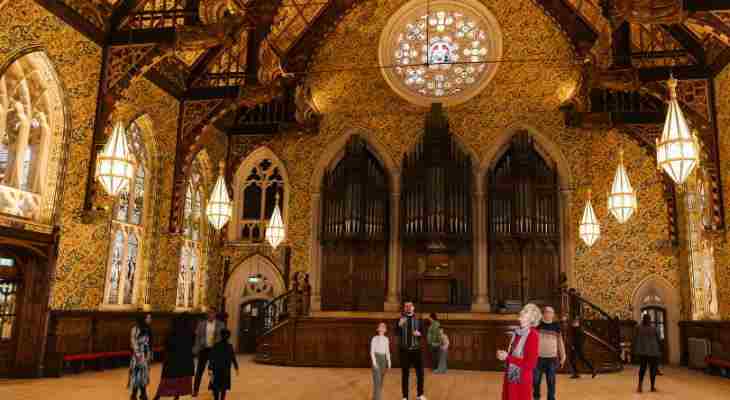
left=0, top=1, right=224, bottom=311
left=713, top=65, right=730, bottom=319
left=222, top=0, right=681, bottom=317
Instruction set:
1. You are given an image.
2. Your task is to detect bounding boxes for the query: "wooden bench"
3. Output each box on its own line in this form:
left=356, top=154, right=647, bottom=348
left=45, top=311, right=203, bottom=377
left=705, top=356, right=730, bottom=377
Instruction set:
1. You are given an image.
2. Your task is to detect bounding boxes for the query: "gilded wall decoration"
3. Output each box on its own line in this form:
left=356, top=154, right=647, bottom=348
left=712, top=64, right=730, bottom=319
left=219, top=0, right=682, bottom=317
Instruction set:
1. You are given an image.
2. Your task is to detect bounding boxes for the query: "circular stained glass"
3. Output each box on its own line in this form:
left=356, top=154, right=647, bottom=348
left=379, top=0, right=502, bottom=107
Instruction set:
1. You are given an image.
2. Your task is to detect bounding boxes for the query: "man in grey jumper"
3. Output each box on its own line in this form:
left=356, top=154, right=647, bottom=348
left=533, top=306, right=565, bottom=400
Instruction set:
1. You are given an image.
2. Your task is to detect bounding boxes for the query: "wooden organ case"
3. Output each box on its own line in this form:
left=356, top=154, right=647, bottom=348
left=320, top=136, right=390, bottom=311
left=488, top=132, right=561, bottom=312
left=401, top=104, right=473, bottom=312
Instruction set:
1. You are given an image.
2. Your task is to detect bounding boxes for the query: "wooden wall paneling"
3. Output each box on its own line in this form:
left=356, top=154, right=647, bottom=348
left=678, top=320, right=730, bottom=366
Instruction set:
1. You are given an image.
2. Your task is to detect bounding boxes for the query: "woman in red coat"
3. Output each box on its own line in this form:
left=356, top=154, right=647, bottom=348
left=497, top=303, right=542, bottom=400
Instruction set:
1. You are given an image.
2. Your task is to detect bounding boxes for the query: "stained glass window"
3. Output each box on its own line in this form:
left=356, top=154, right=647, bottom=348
left=0, top=280, right=17, bottom=340
left=378, top=0, right=502, bottom=107
left=240, top=159, right=285, bottom=242
left=177, top=163, right=204, bottom=310
left=104, top=120, right=147, bottom=307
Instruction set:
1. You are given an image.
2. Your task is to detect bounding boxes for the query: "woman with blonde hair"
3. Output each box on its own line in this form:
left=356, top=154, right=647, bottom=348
left=497, top=304, right=542, bottom=400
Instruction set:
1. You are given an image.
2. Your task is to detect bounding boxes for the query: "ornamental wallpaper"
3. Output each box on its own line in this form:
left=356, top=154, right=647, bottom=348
left=713, top=65, right=730, bottom=319
left=0, top=1, right=225, bottom=311
left=1, top=0, right=727, bottom=318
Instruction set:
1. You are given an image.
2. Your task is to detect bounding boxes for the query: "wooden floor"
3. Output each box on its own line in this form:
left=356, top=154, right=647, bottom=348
left=1, top=356, right=729, bottom=400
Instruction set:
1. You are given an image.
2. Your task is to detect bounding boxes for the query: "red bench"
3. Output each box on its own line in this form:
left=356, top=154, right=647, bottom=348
left=62, top=347, right=164, bottom=372
left=705, top=356, right=730, bottom=377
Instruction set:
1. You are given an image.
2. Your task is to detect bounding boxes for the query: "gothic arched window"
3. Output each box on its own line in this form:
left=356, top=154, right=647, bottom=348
left=0, top=51, right=67, bottom=225
left=177, top=164, right=204, bottom=309
left=104, top=120, right=147, bottom=307
left=233, top=148, right=288, bottom=242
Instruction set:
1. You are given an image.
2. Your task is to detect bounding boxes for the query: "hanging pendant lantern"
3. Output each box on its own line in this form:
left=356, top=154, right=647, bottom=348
left=206, top=161, right=232, bottom=231
left=95, top=122, right=135, bottom=197
left=265, top=193, right=285, bottom=250
left=607, top=149, right=637, bottom=224
left=656, top=76, right=699, bottom=185
left=579, top=189, right=600, bottom=247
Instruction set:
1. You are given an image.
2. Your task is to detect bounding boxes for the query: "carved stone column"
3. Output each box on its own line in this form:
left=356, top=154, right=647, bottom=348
left=472, top=175, right=490, bottom=312
left=309, top=192, right=322, bottom=311
left=385, top=183, right=402, bottom=311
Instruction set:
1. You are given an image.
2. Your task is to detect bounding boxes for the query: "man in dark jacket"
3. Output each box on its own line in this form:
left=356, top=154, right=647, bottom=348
left=396, top=302, right=427, bottom=400
left=569, top=318, right=596, bottom=378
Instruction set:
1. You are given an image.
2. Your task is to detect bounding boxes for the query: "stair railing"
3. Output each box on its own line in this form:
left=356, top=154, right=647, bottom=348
left=563, top=288, right=622, bottom=352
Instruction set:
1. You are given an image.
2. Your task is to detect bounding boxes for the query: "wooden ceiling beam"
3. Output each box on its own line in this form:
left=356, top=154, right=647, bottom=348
left=534, top=0, right=598, bottom=57
left=686, top=0, right=730, bottom=12
left=32, top=0, right=105, bottom=45
left=183, top=86, right=241, bottom=100
left=710, top=46, right=730, bottom=76
left=661, top=24, right=706, bottom=65
left=108, top=28, right=176, bottom=46
left=638, top=64, right=711, bottom=81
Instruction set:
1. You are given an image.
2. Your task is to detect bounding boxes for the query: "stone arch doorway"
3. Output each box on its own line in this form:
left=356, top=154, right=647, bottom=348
left=631, top=276, right=680, bottom=364
left=224, top=254, right=285, bottom=352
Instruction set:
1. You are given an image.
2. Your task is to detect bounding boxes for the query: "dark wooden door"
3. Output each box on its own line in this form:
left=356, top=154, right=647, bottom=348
left=488, top=132, right=560, bottom=312
left=0, top=277, right=19, bottom=376
left=239, top=299, right=269, bottom=353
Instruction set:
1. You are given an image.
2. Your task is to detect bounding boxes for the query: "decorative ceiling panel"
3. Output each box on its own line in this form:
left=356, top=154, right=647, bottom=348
left=177, top=49, right=206, bottom=66
left=564, top=0, right=608, bottom=35
left=269, top=0, right=329, bottom=53
left=193, top=30, right=249, bottom=87
left=630, top=23, right=693, bottom=67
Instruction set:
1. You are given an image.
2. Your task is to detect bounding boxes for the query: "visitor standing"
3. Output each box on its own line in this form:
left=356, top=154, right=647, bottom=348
left=533, top=306, right=566, bottom=400
left=193, top=310, right=225, bottom=397
left=498, top=304, right=541, bottom=400
left=153, top=316, right=195, bottom=400
left=568, top=318, right=596, bottom=378
left=434, top=328, right=449, bottom=374
left=427, top=313, right=441, bottom=371
left=633, top=314, right=662, bottom=393
left=396, top=301, right=427, bottom=400
left=129, top=314, right=153, bottom=400
left=208, top=329, right=239, bottom=400
left=370, top=322, right=391, bottom=400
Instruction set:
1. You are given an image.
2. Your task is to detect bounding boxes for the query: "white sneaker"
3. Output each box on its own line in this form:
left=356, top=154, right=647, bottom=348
left=418, top=396, right=427, bottom=400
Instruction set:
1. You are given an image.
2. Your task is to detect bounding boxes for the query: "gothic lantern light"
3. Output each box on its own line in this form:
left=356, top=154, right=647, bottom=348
left=95, top=122, right=135, bottom=197
left=656, top=76, right=699, bottom=185
left=607, top=149, right=637, bottom=224
left=265, top=193, right=285, bottom=250
left=579, top=189, right=600, bottom=247
left=206, top=161, right=232, bottom=231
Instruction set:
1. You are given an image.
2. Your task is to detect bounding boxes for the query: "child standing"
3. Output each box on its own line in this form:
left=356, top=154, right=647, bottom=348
left=208, top=329, right=239, bottom=400
left=371, top=322, right=391, bottom=400
left=434, top=328, right=449, bottom=374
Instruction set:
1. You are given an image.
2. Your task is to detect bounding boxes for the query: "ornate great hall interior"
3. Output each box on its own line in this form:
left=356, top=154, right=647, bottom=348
left=1, top=0, right=730, bottom=399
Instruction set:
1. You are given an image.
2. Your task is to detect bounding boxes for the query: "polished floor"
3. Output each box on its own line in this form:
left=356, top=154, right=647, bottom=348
left=1, top=356, right=729, bottom=400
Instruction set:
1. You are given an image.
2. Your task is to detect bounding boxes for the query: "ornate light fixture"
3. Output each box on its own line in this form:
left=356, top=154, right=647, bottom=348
left=607, top=149, right=637, bottom=224
left=656, top=76, right=699, bottom=185
left=579, top=189, right=600, bottom=247
left=265, top=193, right=285, bottom=250
left=206, top=161, right=232, bottom=231
left=95, top=122, right=135, bottom=197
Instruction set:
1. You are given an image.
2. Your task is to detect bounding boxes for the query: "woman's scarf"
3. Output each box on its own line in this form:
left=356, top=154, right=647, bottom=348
left=506, top=326, right=530, bottom=384
left=510, top=326, right=530, bottom=358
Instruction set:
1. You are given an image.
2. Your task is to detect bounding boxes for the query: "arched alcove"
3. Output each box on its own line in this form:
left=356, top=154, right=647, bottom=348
left=224, top=253, right=286, bottom=352
left=631, top=275, right=681, bottom=365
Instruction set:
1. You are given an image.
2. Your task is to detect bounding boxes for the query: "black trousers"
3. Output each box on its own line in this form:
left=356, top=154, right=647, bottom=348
left=638, top=355, right=658, bottom=389
left=569, top=346, right=594, bottom=375
left=400, top=349, right=424, bottom=398
left=193, top=348, right=211, bottom=394
left=430, top=345, right=441, bottom=371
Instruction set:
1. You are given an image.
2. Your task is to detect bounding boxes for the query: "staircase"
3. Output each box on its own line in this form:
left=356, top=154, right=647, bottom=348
left=255, top=289, right=302, bottom=364
left=563, top=288, right=626, bottom=373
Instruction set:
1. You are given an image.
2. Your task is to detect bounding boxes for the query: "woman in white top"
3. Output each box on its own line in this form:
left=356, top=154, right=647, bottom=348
left=371, top=322, right=391, bottom=400
left=434, top=328, right=449, bottom=374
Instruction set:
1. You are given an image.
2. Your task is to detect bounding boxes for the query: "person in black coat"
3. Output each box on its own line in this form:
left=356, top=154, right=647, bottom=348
left=208, top=329, right=239, bottom=400
left=633, top=314, right=662, bottom=393
left=568, top=318, right=596, bottom=378
left=153, top=316, right=195, bottom=400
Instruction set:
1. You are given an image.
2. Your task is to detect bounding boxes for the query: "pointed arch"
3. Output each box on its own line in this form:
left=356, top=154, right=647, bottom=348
left=230, top=146, right=291, bottom=242
left=631, top=275, right=681, bottom=364
left=0, top=48, right=70, bottom=227
left=224, top=253, right=286, bottom=351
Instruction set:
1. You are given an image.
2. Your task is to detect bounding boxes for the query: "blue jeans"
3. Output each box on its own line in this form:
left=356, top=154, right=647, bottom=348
left=533, top=357, right=558, bottom=400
